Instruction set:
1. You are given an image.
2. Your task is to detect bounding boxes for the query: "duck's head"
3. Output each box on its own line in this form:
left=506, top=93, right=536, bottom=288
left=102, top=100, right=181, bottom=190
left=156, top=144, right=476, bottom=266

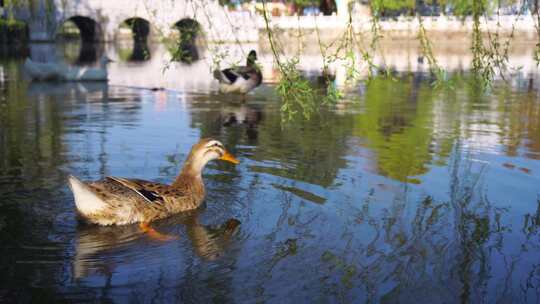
left=247, top=50, right=257, bottom=66
left=184, top=138, right=239, bottom=174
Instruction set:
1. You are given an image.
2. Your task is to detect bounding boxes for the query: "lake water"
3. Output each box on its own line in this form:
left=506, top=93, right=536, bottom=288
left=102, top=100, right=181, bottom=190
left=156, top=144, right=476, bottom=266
left=1, top=42, right=540, bottom=303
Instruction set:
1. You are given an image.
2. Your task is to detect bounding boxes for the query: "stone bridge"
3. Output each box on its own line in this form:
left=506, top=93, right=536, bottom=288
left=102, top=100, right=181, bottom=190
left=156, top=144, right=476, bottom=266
left=15, top=0, right=258, bottom=42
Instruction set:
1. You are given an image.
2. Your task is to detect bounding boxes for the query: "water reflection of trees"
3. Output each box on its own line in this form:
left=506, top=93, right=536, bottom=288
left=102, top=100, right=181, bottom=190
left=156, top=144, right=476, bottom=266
left=0, top=61, right=66, bottom=194
left=315, top=145, right=540, bottom=302
left=0, top=60, right=72, bottom=302
left=187, top=73, right=540, bottom=190
left=1, top=53, right=540, bottom=302
left=194, top=73, right=540, bottom=302
left=187, top=97, right=354, bottom=188
left=495, top=86, right=540, bottom=159
left=0, top=61, right=145, bottom=302
left=253, top=112, right=354, bottom=187
left=353, top=74, right=540, bottom=183
left=353, top=74, right=445, bottom=183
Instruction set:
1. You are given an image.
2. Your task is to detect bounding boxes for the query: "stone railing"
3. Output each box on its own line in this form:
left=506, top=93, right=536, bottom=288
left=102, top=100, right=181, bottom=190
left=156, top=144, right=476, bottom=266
left=257, top=13, right=344, bottom=29
left=375, top=15, right=536, bottom=33
left=257, top=13, right=537, bottom=35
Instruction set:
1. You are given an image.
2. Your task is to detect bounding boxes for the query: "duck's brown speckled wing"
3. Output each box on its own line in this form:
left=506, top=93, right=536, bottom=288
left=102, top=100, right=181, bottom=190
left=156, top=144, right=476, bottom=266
left=105, top=177, right=182, bottom=205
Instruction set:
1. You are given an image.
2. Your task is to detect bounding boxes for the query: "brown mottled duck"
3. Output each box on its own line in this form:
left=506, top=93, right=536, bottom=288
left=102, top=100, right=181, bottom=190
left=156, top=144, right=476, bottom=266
left=68, top=138, right=239, bottom=239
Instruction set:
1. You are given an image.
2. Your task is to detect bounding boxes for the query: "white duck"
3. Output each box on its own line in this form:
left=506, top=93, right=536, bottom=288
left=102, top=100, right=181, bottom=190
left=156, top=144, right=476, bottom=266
left=24, top=57, right=112, bottom=82
left=63, top=57, right=113, bottom=81
left=23, top=58, right=67, bottom=81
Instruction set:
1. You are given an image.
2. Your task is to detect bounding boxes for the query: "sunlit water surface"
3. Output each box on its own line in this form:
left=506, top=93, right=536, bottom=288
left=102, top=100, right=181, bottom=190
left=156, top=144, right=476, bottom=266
left=1, top=42, right=540, bottom=303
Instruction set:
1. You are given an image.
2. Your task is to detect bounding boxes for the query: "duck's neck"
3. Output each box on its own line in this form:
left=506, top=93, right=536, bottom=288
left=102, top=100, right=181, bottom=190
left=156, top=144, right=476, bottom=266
left=172, top=156, right=206, bottom=198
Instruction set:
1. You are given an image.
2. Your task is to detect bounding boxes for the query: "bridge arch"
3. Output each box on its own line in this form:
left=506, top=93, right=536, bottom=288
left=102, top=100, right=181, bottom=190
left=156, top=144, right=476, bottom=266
left=119, top=17, right=151, bottom=42
left=173, top=19, right=201, bottom=41
left=170, top=18, right=201, bottom=63
left=58, top=16, right=102, bottom=43
left=116, top=17, right=153, bottom=62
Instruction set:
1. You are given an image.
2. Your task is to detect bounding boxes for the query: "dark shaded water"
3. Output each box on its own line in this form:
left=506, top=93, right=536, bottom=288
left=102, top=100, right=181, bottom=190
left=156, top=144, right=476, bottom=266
left=1, top=43, right=540, bottom=303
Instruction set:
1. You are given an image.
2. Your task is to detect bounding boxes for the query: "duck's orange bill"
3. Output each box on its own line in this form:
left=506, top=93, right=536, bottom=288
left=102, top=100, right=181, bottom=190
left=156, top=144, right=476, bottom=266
left=220, top=151, right=240, bottom=164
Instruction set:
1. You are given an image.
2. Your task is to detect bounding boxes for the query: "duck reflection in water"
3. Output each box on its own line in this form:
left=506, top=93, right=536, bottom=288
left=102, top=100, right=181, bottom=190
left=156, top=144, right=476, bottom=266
left=72, top=211, right=240, bottom=279
left=222, top=104, right=263, bottom=141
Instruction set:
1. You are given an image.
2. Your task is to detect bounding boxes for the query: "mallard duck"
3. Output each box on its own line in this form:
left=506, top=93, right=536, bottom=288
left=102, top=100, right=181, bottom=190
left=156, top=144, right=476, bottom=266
left=68, top=138, right=239, bottom=238
left=213, top=50, right=262, bottom=96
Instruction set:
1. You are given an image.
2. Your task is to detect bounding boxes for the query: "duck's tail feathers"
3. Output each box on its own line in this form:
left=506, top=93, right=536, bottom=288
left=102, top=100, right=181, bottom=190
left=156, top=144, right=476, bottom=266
left=68, top=175, right=107, bottom=216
